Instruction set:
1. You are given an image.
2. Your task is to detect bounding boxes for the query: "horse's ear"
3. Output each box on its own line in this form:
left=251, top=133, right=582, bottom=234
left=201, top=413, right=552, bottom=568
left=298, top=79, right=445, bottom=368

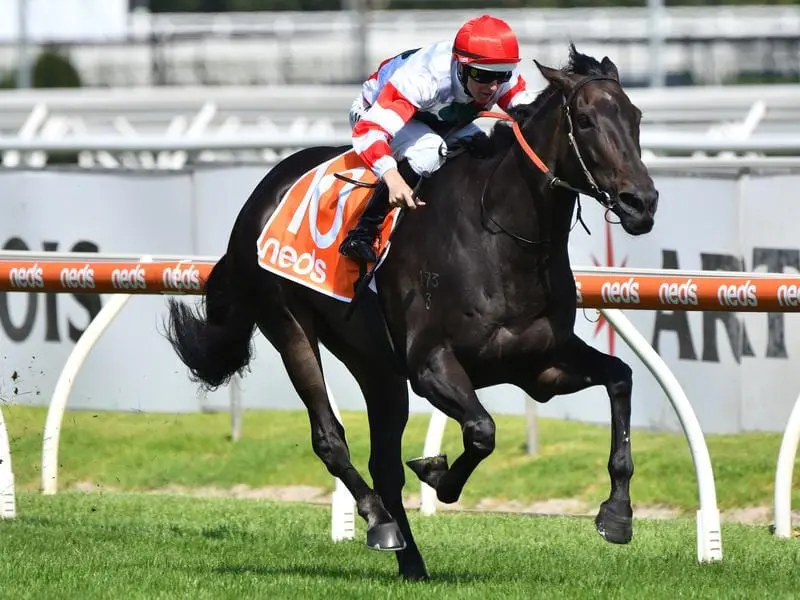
left=601, top=56, right=619, bottom=82
left=534, top=59, right=575, bottom=93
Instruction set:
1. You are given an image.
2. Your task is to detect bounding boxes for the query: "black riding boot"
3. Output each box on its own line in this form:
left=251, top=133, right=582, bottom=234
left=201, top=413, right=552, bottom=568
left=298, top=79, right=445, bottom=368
left=338, top=180, right=391, bottom=264
left=339, top=161, right=420, bottom=264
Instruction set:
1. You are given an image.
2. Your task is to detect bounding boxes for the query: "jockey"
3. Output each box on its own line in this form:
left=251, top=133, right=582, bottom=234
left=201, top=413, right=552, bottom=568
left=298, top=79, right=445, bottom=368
left=338, top=14, right=537, bottom=264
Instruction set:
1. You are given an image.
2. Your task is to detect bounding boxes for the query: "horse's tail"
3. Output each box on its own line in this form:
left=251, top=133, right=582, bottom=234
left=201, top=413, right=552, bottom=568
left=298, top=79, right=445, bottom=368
left=164, top=254, right=255, bottom=391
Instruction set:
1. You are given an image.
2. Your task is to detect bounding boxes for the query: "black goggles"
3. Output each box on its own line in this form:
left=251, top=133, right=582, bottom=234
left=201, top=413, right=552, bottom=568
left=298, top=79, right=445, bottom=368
left=468, top=66, right=512, bottom=84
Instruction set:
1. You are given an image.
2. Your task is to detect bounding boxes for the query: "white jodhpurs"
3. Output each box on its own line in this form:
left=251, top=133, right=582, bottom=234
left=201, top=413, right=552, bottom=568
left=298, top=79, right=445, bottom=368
left=349, top=96, right=482, bottom=178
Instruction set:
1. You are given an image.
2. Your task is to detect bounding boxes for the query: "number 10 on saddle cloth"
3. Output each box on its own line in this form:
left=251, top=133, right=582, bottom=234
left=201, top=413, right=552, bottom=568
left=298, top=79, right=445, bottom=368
left=256, top=149, right=401, bottom=302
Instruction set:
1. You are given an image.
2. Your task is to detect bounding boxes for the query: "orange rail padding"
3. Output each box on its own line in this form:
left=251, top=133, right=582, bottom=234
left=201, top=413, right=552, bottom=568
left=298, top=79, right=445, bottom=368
left=0, top=260, right=211, bottom=295
left=1, top=260, right=799, bottom=312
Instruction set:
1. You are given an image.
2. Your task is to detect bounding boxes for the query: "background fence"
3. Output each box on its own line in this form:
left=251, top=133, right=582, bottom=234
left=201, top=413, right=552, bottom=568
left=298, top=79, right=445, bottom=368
left=5, top=5, right=800, bottom=87
left=3, top=82, right=800, bottom=169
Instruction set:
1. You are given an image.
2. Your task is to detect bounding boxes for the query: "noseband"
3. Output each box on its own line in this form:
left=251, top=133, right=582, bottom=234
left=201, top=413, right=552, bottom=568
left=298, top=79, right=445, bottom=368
left=478, top=74, right=623, bottom=244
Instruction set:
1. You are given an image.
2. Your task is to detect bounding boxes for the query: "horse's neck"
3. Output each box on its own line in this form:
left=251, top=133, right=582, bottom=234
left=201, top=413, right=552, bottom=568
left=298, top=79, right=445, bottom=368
left=491, top=106, right=574, bottom=250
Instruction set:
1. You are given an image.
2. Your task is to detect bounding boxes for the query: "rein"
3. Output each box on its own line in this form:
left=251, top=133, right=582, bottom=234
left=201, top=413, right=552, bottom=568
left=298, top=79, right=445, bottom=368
left=476, top=74, right=619, bottom=246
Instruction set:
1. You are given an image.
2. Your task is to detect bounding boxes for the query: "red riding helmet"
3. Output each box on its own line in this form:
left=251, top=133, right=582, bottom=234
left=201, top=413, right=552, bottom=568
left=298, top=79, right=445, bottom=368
left=452, top=14, right=521, bottom=72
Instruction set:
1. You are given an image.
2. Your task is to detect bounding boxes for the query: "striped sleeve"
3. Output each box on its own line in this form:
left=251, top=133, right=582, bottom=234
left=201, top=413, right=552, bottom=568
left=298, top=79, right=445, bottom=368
left=352, top=82, right=416, bottom=178
left=352, top=73, right=434, bottom=178
left=352, top=82, right=417, bottom=177
left=497, top=73, right=537, bottom=112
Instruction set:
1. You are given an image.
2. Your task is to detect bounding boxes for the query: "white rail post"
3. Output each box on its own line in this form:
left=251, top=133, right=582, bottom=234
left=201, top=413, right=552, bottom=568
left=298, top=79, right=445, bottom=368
left=326, top=381, right=355, bottom=542
left=0, top=402, right=16, bottom=519
left=229, top=374, right=243, bottom=442
left=773, top=391, right=800, bottom=538
left=41, top=256, right=153, bottom=495
left=525, top=394, right=539, bottom=455
left=600, top=308, right=722, bottom=562
left=41, top=294, right=134, bottom=494
left=419, top=409, right=448, bottom=516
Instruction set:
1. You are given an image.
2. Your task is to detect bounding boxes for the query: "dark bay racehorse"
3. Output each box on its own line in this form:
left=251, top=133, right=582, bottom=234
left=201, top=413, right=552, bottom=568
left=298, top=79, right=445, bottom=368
left=165, top=45, right=658, bottom=581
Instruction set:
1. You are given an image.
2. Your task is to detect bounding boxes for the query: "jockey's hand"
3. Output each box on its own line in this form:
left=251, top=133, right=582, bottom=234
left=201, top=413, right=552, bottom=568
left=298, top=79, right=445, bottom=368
left=384, top=168, right=425, bottom=210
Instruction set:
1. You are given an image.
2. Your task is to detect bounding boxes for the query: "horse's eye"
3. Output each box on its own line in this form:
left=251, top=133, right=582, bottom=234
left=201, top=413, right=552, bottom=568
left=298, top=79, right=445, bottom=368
left=576, top=114, right=593, bottom=129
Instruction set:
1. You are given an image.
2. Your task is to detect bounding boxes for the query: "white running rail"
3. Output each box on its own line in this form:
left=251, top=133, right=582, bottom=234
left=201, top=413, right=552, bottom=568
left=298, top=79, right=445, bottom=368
left=41, top=293, right=134, bottom=495
left=30, top=249, right=357, bottom=539
left=15, top=249, right=800, bottom=561
left=41, top=256, right=154, bottom=495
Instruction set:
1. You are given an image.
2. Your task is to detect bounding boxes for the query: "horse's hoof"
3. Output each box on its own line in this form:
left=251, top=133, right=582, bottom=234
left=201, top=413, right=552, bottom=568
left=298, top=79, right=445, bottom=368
left=402, top=568, right=430, bottom=582
left=435, top=486, right=461, bottom=505
left=595, top=501, right=633, bottom=544
left=366, top=521, right=406, bottom=552
left=406, top=454, right=449, bottom=489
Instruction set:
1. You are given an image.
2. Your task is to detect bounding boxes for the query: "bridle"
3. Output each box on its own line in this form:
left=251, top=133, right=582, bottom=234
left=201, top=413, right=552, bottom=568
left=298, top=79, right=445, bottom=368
left=478, top=73, right=623, bottom=245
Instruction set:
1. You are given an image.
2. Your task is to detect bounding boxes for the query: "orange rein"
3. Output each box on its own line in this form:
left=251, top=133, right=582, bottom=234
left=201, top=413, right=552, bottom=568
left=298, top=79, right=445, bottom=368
left=477, top=110, right=554, bottom=183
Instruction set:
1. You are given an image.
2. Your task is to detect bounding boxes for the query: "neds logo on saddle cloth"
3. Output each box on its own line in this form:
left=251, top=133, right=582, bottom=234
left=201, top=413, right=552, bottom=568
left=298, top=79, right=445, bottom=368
left=256, top=149, right=400, bottom=302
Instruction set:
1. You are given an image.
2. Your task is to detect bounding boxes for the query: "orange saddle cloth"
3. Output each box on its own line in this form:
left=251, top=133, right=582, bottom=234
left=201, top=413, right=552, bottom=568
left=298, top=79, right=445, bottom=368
left=256, top=149, right=400, bottom=302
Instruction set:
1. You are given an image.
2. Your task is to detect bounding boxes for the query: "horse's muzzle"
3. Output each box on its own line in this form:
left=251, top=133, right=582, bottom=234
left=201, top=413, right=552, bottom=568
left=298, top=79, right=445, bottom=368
left=614, top=187, right=658, bottom=235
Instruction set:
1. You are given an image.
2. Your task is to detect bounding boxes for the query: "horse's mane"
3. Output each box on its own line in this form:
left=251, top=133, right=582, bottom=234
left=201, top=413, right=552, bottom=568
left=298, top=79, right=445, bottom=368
left=465, top=43, right=611, bottom=159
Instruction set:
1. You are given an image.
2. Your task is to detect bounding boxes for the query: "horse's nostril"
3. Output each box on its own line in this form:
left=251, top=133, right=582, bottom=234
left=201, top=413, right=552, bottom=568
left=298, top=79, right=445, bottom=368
left=618, top=192, right=645, bottom=215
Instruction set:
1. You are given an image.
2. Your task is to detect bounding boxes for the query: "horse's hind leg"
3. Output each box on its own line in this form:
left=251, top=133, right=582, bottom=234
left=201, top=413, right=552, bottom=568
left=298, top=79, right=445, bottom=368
left=523, top=334, right=634, bottom=545
left=354, top=364, right=428, bottom=579
left=363, top=377, right=429, bottom=580
left=406, top=346, right=495, bottom=505
left=320, top=335, right=429, bottom=580
left=256, top=308, right=405, bottom=551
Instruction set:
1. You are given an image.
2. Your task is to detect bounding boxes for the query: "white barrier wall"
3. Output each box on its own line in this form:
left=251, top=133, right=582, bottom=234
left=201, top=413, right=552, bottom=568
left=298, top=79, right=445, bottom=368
left=1, top=166, right=800, bottom=434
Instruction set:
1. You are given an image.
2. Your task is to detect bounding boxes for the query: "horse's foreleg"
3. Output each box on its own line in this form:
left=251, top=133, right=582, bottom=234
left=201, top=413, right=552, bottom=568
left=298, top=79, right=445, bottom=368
left=407, top=346, right=495, bottom=504
left=524, top=335, right=634, bottom=545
